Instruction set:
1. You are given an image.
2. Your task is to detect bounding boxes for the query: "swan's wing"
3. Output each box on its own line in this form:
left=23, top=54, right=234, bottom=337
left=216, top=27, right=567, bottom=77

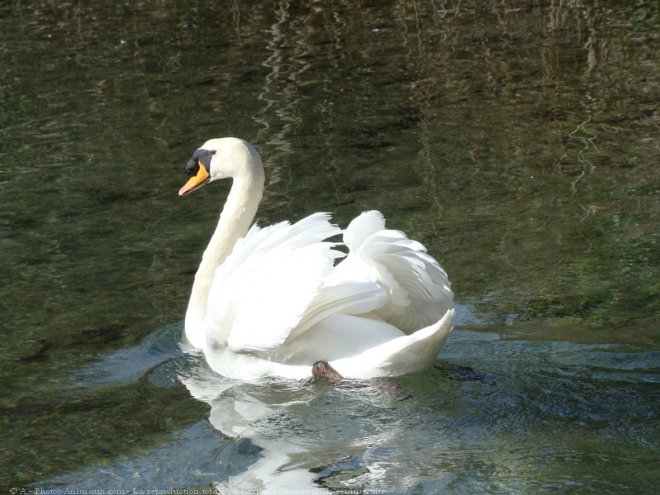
left=285, top=281, right=387, bottom=343
left=335, top=210, right=454, bottom=333
left=343, top=209, right=386, bottom=249
left=203, top=212, right=343, bottom=353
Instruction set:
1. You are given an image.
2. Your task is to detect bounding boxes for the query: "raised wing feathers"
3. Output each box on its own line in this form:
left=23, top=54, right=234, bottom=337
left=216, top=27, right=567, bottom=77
left=339, top=211, right=454, bottom=333
left=203, top=213, right=342, bottom=353
left=201, top=209, right=452, bottom=361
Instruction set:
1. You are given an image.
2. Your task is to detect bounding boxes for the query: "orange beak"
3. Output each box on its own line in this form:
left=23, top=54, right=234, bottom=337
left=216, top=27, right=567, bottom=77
left=179, top=162, right=210, bottom=196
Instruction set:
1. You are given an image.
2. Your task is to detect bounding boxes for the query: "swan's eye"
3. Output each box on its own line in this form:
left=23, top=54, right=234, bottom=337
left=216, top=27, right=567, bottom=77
left=196, top=149, right=214, bottom=169
left=185, top=157, right=200, bottom=177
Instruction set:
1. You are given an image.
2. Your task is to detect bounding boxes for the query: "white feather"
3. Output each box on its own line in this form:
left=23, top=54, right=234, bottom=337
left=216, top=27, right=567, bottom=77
left=331, top=211, right=453, bottom=333
left=203, top=213, right=342, bottom=353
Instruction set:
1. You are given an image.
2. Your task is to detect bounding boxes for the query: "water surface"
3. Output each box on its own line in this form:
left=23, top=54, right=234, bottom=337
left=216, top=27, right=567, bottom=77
left=1, top=1, right=658, bottom=493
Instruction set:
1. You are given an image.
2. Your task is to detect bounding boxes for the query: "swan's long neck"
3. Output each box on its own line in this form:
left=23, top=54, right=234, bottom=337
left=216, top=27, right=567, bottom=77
left=185, top=163, right=264, bottom=346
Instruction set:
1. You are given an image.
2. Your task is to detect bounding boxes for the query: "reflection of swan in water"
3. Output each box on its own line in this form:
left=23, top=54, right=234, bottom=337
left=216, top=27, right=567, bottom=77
left=178, top=345, right=412, bottom=492
left=179, top=348, right=331, bottom=491
left=179, top=137, right=454, bottom=381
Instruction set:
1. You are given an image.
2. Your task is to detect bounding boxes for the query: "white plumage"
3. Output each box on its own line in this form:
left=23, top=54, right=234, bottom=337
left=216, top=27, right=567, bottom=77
left=179, top=137, right=454, bottom=381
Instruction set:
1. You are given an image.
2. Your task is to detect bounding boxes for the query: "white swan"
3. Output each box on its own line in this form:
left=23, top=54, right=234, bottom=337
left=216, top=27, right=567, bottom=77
left=178, top=137, right=454, bottom=381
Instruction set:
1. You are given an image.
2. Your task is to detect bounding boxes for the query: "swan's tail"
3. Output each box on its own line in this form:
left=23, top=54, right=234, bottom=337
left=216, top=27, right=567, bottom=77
left=330, top=308, right=455, bottom=379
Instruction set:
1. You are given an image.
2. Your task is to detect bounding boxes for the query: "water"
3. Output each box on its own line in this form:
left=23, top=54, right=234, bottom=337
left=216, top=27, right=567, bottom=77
left=1, top=0, right=658, bottom=493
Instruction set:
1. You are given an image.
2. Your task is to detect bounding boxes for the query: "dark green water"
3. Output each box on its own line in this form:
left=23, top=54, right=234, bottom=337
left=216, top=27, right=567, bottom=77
left=1, top=0, right=658, bottom=493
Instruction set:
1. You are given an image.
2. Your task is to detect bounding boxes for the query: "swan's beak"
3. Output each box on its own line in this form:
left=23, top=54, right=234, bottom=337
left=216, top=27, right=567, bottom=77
left=179, top=162, right=210, bottom=196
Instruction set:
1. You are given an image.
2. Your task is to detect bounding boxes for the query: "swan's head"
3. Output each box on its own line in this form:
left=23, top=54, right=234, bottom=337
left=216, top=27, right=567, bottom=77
left=178, top=137, right=263, bottom=196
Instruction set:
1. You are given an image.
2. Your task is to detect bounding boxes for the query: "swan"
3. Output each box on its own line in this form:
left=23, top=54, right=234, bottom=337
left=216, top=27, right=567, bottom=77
left=178, top=137, right=454, bottom=381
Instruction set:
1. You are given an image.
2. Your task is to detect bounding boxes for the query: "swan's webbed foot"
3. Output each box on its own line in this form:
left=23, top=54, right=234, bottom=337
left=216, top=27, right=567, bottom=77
left=312, top=361, right=343, bottom=383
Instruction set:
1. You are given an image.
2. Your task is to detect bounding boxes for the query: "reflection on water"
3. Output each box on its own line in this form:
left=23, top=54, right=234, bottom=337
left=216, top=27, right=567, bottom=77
left=1, top=0, right=658, bottom=492
left=34, top=321, right=658, bottom=492
left=181, top=362, right=326, bottom=491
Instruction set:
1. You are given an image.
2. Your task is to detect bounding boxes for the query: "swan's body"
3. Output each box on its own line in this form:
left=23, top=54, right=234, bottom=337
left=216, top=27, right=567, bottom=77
left=179, top=137, right=454, bottom=381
